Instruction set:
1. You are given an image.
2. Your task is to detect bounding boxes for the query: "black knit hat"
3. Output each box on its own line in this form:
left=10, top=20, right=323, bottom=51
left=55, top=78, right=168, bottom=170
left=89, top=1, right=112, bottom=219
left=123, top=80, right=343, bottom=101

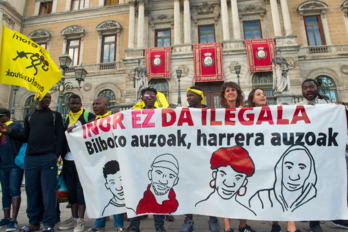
left=0, top=108, right=10, bottom=117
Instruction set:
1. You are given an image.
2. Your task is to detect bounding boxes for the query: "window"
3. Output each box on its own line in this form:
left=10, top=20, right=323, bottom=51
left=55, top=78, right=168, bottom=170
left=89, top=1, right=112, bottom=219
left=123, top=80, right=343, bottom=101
left=67, top=39, right=81, bottom=66
left=252, top=72, right=275, bottom=105
left=155, top=29, right=170, bottom=47
left=243, top=21, right=262, bottom=40
left=71, top=0, right=85, bottom=10
left=199, top=25, right=215, bottom=43
left=149, top=79, right=169, bottom=101
left=98, top=90, right=116, bottom=106
left=39, top=2, right=52, bottom=15
left=24, top=96, right=37, bottom=117
left=39, top=43, right=47, bottom=49
left=102, top=35, right=116, bottom=63
left=62, top=92, right=74, bottom=118
left=105, top=0, right=118, bottom=5
left=315, top=76, right=338, bottom=102
left=304, top=16, right=325, bottom=46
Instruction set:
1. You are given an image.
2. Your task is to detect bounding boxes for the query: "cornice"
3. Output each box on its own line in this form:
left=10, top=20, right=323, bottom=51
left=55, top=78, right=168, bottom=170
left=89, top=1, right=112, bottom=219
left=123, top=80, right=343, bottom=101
left=0, top=0, right=23, bottom=23
left=23, top=4, right=129, bottom=28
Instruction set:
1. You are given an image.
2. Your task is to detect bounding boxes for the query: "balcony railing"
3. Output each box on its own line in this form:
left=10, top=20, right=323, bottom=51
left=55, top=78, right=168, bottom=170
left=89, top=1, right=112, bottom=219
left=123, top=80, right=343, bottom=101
left=301, top=44, right=348, bottom=56
left=64, top=62, right=124, bottom=74
left=309, top=46, right=328, bottom=54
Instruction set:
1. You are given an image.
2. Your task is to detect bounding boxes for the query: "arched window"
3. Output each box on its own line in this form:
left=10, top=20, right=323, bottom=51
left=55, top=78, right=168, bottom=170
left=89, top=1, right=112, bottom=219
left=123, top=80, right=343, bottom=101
left=315, top=75, right=338, bottom=102
left=98, top=89, right=116, bottom=106
left=24, top=95, right=37, bottom=117
left=62, top=92, right=74, bottom=118
left=252, top=72, right=274, bottom=104
left=149, top=79, right=169, bottom=101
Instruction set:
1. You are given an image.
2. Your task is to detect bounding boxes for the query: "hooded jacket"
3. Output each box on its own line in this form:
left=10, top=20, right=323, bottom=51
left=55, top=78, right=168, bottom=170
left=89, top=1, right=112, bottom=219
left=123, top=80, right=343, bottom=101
left=0, top=121, right=23, bottom=168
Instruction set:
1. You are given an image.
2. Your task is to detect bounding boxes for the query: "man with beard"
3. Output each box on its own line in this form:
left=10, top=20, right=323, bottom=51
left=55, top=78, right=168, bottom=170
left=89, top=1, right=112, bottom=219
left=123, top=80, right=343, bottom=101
left=136, top=154, right=179, bottom=214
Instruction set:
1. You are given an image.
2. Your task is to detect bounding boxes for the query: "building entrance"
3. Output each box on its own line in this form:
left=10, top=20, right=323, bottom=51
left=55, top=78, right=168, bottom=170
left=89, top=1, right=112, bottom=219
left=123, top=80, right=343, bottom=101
left=195, top=81, right=223, bottom=108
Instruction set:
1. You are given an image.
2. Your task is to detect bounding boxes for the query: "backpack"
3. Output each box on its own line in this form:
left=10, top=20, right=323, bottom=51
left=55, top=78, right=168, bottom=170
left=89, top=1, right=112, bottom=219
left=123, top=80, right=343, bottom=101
left=64, top=111, right=89, bottom=124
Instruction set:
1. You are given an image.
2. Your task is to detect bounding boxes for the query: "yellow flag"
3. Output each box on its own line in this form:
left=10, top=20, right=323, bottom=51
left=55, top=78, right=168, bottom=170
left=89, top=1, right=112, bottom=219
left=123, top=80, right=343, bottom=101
left=134, top=91, right=169, bottom=109
left=0, top=24, right=62, bottom=99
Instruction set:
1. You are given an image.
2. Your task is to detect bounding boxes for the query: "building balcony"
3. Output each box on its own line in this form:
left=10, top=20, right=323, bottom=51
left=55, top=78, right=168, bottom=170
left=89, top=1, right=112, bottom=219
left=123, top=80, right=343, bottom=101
left=65, top=61, right=126, bottom=74
left=300, top=44, right=348, bottom=57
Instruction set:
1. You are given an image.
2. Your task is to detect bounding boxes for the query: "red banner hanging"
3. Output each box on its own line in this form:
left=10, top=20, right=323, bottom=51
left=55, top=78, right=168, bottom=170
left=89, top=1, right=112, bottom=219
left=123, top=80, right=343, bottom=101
left=193, top=42, right=223, bottom=82
left=145, top=47, right=171, bottom=79
left=245, top=38, right=276, bottom=72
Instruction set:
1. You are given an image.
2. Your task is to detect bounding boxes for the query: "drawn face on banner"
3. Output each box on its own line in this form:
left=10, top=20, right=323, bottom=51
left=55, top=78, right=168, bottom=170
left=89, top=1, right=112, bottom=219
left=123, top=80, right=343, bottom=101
left=148, top=154, right=179, bottom=196
left=214, top=166, right=247, bottom=200
left=282, top=150, right=311, bottom=191
left=105, top=172, right=124, bottom=200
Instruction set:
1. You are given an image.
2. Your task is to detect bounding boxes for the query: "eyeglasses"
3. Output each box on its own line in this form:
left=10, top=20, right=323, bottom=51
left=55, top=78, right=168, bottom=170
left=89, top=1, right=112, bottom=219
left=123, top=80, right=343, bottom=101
left=144, top=94, right=157, bottom=100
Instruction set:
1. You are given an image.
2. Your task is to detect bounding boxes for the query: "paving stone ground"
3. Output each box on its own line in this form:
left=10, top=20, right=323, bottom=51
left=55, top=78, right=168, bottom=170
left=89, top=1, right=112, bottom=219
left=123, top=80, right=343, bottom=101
left=0, top=189, right=347, bottom=232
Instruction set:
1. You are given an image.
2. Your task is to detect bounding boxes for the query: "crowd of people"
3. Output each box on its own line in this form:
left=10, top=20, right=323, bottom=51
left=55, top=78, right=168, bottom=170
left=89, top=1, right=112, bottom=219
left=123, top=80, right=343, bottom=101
left=0, top=79, right=347, bottom=232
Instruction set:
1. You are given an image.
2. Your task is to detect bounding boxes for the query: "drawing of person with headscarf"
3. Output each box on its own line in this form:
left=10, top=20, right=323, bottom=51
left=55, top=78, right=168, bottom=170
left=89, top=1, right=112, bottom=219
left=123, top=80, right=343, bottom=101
left=195, top=146, right=256, bottom=216
left=249, top=145, right=317, bottom=212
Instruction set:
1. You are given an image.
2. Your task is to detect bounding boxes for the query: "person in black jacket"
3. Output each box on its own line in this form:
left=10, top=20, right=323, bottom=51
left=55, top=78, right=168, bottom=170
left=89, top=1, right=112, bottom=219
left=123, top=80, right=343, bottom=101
left=0, top=93, right=65, bottom=232
left=59, top=94, right=95, bottom=232
left=0, top=108, right=23, bottom=231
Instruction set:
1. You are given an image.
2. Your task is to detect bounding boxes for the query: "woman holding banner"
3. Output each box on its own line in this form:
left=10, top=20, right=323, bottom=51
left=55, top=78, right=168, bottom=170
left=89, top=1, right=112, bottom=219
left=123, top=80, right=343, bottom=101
left=217, top=82, right=256, bottom=232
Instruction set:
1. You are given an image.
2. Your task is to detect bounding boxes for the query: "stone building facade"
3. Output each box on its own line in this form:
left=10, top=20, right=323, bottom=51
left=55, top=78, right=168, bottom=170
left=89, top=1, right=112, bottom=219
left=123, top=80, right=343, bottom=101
left=3, top=0, right=348, bottom=120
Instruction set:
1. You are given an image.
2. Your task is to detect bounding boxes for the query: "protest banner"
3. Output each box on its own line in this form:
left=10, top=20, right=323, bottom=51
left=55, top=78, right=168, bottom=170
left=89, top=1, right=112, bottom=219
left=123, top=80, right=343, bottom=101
left=0, top=24, right=62, bottom=99
left=66, top=105, right=348, bottom=221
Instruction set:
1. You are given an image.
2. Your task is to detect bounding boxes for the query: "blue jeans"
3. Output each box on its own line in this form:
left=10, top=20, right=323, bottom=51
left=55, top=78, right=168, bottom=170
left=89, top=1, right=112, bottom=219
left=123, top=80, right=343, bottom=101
left=130, top=215, right=164, bottom=228
left=95, top=214, right=124, bottom=228
left=0, top=166, right=23, bottom=210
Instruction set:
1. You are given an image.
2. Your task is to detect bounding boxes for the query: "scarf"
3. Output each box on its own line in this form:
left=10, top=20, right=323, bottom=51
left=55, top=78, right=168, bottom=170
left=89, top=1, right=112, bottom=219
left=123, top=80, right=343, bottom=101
left=96, top=111, right=112, bottom=119
left=0, top=121, right=13, bottom=137
left=68, top=109, right=83, bottom=126
left=187, top=88, right=205, bottom=105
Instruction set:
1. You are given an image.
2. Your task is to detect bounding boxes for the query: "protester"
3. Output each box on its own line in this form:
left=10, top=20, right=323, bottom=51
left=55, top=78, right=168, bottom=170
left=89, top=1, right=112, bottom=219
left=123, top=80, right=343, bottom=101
left=126, top=87, right=169, bottom=232
left=59, top=95, right=95, bottom=232
left=177, top=86, right=220, bottom=232
left=218, top=82, right=258, bottom=232
left=0, top=93, right=65, bottom=232
left=85, top=96, right=125, bottom=232
left=0, top=108, right=23, bottom=231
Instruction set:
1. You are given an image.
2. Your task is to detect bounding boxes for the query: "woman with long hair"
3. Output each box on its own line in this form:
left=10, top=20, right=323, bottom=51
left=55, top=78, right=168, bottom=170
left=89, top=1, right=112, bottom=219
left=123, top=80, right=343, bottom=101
left=247, top=89, right=301, bottom=232
left=218, top=82, right=255, bottom=232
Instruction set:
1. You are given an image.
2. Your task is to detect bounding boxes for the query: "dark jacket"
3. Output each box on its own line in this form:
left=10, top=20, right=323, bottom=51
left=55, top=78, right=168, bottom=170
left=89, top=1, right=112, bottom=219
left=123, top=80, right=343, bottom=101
left=0, top=121, right=23, bottom=168
left=9, top=108, right=65, bottom=158
left=63, top=109, right=96, bottom=159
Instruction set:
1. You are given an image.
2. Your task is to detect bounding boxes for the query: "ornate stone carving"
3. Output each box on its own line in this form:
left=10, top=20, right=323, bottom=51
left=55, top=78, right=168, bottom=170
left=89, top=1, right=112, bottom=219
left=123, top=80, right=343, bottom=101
left=239, top=5, right=265, bottom=12
left=61, top=25, right=85, bottom=37
left=2, top=14, right=15, bottom=27
left=298, top=1, right=328, bottom=15
left=272, top=50, right=291, bottom=94
left=238, top=5, right=266, bottom=21
left=286, top=58, right=296, bottom=69
left=96, top=20, right=122, bottom=35
left=128, top=0, right=136, bottom=7
left=341, top=65, right=348, bottom=75
left=157, top=14, right=167, bottom=20
left=83, top=83, right=92, bottom=92
left=148, top=13, right=174, bottom=31
left=28, top=29, right=51, bottom=40
left=191, top=2, right=220, bottom=26
left=341, top=0, right=348, bottom=12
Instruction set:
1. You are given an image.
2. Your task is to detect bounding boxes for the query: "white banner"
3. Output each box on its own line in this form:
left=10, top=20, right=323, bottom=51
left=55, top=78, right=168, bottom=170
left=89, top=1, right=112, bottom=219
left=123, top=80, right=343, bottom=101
left=67, top=105, right=348, bottom=221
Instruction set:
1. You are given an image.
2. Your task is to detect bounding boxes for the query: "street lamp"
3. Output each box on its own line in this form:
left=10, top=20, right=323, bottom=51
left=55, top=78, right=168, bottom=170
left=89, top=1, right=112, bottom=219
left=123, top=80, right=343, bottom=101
left=234, top=62, right=241, bottom=86
left=10, top=85, right=20, bottom=121
left=176, top=66, right=182, bottom=106
left=52, top=54, right=87, bottom=113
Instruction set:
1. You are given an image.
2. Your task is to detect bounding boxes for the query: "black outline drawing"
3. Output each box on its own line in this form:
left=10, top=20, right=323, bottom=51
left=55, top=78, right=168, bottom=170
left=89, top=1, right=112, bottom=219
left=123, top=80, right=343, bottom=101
left=13, top=51, right=49, bottom=76
left=195, top=146, right=256, bottom=216
left=102, top=160, right=125, bottom=216
left=136, top=154, right=179, bottom=215
left=249, top=145, right=317, bottom=212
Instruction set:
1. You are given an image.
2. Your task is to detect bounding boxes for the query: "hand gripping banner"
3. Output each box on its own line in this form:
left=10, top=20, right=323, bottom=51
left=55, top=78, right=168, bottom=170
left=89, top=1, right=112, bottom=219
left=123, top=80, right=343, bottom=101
left=193, top=42, right=223, bottom=82
left=245, top=38, right=276, bottom=72
left=67, top=105, right=348, bottom=221
left=0, top=24, right=62, bottom=99
left=145, top=47, right=171, bottom=79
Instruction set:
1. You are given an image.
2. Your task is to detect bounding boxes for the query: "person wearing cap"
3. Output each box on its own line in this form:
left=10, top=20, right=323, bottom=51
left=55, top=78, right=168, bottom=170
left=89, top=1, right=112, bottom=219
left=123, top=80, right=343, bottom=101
left=179, top=86, right=219, bottom=232
left=0, top=108, right=23, bottom=231
left=0, top=93, right=65, bottom=232
left=195, top=146, right=256, bottom=217
left=136, top=154, right=179, bottom=215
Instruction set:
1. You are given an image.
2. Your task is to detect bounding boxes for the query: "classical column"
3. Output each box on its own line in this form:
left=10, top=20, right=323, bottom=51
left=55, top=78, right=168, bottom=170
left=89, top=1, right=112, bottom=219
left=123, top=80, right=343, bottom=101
left=184, top=0, right=191, bottom=44
left=221, top=0, right=230, bottom=41
left=98, top=0, right=104, bottom=7
left=270, top=0, right=282, bottom=37
left=174, top=0, right=180, bottom=45
left=137, top=0, right=145, bottom=48
left=280, top=0, right=292, bottom=36
left=231, top=0, right=241, bottom=40
left=128, top=1, right=135, bottom=49
left=34, top=0, right=40, bottom=15
left=52, top=0, right=58, bottom=13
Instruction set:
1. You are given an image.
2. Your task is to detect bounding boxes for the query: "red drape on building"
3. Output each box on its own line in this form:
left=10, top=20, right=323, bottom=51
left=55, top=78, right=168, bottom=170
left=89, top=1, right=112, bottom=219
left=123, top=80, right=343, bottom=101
left=145, top=47, right=171, bottom=79
left=245, top=38, right=276, bottom=72
left=193, top=42, right=223, bottom=82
